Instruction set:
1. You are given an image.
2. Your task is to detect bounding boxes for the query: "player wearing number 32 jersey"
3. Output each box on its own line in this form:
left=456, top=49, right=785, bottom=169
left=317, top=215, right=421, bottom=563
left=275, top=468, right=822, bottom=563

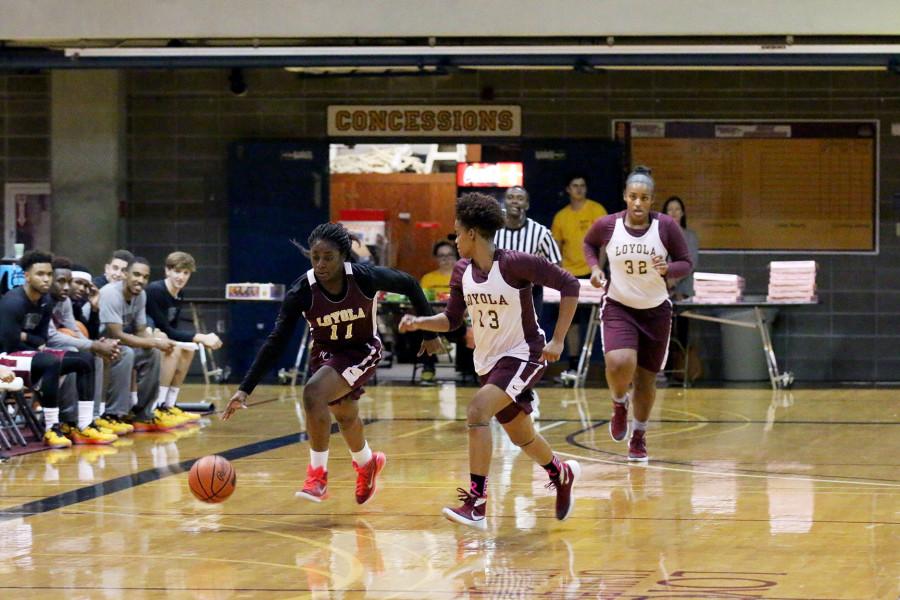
left=583, top=166, right=693, bottom=463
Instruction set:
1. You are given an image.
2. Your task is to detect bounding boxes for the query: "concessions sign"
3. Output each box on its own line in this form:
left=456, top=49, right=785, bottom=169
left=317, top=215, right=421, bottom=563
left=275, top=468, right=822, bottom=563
left=327, top=105, right=521, bottom=137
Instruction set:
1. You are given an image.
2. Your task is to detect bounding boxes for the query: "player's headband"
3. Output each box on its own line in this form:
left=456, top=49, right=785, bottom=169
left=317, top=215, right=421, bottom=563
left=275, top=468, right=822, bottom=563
left=625, top=173, right=654, bottom=192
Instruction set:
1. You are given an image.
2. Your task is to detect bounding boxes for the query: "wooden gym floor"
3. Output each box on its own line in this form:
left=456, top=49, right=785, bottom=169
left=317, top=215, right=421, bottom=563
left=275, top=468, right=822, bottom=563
left=0, top=383, right=897, bottom=599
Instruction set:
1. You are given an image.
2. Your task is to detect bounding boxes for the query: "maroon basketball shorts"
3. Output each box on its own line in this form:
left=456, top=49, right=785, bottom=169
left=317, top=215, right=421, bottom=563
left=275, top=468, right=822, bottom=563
left=600, top=297, right=673, bottom=373
left=310, top=339, right=383, bottom=403
left=479, top=356, right=547, bottom=421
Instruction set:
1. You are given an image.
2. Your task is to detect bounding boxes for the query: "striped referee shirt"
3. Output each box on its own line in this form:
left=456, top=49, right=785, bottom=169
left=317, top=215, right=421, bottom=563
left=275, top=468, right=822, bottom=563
left=494, top=218, right=562, bottom=264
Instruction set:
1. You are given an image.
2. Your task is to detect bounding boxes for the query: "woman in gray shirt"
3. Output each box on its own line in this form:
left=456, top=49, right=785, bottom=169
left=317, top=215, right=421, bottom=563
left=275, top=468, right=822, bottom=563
left=663, top=196, right=700, bottom=299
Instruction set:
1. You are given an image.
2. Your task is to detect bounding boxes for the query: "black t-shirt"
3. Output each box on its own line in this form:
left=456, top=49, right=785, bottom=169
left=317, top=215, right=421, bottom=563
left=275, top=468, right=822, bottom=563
left=0, top=287, right=52, bottom=352
left=145, top=279, right=194, bottom=343
left=239, top=263, right=434, bottom=394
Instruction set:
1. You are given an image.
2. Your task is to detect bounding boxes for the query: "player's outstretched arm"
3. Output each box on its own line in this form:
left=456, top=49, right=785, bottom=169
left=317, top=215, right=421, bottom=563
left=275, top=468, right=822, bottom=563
left=399, top=313, right=451, bottom=334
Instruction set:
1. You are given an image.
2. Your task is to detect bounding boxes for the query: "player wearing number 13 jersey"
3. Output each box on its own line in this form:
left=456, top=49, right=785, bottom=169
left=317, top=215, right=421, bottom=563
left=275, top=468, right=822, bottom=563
left=399, top=193, right=582, bottom=531
left=227, top=223, right=440, bottom=506
left=583, top=166, right=692, bottom=462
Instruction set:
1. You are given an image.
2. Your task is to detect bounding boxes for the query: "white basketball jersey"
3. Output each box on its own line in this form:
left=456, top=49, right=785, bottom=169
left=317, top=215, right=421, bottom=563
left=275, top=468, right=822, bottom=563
left=607, top=216, right=669, bottom=309
left=462, top=260, right=544, bottom=375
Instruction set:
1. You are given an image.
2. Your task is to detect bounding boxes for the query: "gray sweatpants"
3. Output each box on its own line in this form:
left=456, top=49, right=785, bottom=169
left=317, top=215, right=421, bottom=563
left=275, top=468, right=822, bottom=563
left=106, top=346, right=161, bottom=421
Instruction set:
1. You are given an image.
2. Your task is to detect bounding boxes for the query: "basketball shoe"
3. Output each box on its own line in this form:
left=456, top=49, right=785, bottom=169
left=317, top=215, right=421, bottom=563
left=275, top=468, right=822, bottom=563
left=167, top=404, right=202, bottom=422
left=546, top=459, right=581, bottom=521
left=443, top=488, right=487, bottom=530
left=61, top=422, right=117, bottom=445
left=94, top=414, right=134, bottom=435
left=296, top=465, right=328, bottom=502
left=609, top=396, right=629, bottom=442
left=43, top=424, right=72, bottom=449
left=628, top=429, right=648, bottom=462
left=353, top=451, right=386, bottom=505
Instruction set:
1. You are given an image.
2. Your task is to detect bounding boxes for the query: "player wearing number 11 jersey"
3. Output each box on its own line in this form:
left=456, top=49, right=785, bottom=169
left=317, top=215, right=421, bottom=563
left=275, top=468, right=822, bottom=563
left=223, top=223, right=441, bottom=505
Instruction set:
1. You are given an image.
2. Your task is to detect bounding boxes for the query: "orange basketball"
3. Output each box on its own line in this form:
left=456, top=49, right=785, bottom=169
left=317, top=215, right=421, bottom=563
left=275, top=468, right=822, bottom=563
left=188, top=455, right=236, bottom=503
left=75, top=321, right=89, bottom=337
left=58, top=327, right=76, bottom=337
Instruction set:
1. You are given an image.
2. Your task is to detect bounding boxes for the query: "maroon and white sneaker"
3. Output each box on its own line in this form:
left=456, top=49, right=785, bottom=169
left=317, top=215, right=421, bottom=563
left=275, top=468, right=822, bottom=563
left=547, top=460, right=582, bottom=520
left=296, top=465, right=328, bottom=502
left=609, top=398, right=629, bottom=442
left=628, top=430, right=648, bottom=462
left=442, top=488, right=487, bottom=530
left=353, top=451, right=386, bottom=505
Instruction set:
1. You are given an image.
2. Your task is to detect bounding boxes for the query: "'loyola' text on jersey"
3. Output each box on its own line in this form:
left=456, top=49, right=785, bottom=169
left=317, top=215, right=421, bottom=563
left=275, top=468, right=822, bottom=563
left=464, top=293, right=510, bottom=307
left=315, top=307, right=367, bottom=327
left=613, top=244, right=659, bottom=257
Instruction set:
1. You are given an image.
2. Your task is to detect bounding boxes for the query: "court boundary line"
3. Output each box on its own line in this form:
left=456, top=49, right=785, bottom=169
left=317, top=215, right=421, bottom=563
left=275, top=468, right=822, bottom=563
left=563, top=421, right=900, bottom=487
left=0, top=418, right=377, bottom=523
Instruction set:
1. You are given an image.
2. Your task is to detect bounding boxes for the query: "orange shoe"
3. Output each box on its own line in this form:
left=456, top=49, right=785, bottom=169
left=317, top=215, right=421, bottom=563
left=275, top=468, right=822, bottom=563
left=353, top=451, right=386, bottom=505
left=295, top=465, right=328, bottom=502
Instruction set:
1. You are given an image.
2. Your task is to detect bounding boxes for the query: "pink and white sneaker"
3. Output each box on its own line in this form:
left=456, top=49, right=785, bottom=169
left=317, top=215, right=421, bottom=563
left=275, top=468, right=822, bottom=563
left=353, top=451, right=386, bottom=505
left=296, top=465, right=328, bottom=502
left=442, top=488, right=487, bottom=530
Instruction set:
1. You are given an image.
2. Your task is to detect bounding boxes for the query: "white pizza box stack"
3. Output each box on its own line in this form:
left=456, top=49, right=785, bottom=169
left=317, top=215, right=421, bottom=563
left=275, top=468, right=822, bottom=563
left=693, top=272, right=744, bottom=303
left=543, top=278, right=605, bottom=304
left=767, top=261, right=817, bottom=303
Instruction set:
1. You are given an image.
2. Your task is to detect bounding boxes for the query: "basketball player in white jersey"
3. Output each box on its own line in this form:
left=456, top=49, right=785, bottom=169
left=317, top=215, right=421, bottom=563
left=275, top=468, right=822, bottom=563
left=583, top=166, right=693, bottom=461
left=400, top=192, right=581, bottom=530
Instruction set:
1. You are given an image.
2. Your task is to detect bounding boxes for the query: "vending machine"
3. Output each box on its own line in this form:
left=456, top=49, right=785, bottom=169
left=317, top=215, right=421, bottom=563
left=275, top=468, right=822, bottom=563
left=455, top=161, right=524, bottom=202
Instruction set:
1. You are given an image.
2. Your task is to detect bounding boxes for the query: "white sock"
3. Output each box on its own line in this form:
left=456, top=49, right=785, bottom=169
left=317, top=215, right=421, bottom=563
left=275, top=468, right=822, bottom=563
left=350, top=441, right=373, bottom=467
left=99, top=402, right=106, bottom=416
left=632, top=419, right=648, bottom=431
left=44, top=407, right=60, bottom=429
left=310, top=449, right=329, bottom=471
left=77, top=401, right=93, bottom=430
left=156, top=386, right=170, bottom=410
left=613, top=393, right=628, bottom=405
left=130, top=391, right=138, bottom=407
left=166, top=387, right=180, bottom=408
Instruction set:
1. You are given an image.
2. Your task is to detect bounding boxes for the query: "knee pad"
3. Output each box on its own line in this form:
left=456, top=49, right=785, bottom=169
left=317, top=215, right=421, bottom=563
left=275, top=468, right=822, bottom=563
left=495, top=402, right=523, bottom=424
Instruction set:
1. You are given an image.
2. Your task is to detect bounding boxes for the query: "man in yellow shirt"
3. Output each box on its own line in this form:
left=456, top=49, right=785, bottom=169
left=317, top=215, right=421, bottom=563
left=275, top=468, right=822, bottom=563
left=551, top=175, right=608, bottom=374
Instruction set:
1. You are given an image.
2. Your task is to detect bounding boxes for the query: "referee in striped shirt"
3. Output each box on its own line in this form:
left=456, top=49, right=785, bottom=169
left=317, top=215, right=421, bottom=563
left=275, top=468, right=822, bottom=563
left=494, top=186, right=562, bottom=317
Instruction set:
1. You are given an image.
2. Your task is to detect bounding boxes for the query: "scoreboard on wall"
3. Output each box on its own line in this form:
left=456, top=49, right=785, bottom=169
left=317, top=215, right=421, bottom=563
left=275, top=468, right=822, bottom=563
left=614, top=120, right=877, bottom=252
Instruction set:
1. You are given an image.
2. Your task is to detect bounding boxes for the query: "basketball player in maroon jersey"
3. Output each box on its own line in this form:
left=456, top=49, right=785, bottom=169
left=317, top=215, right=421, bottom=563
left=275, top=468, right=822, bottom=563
left=223, top=223, right=442, bottom=504
left=400, top=193, right=582, bottom=530
left=583, top=166, right=693, bottom=461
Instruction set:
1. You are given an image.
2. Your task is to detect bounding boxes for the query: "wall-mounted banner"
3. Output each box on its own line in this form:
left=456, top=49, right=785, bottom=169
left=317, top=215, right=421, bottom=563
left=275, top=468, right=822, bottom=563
left=328, top=105, right=521, bottom=137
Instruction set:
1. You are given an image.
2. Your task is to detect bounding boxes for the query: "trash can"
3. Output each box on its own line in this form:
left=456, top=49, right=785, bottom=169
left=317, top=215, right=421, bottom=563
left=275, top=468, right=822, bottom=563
left=719, top=308, right=778, bottom=381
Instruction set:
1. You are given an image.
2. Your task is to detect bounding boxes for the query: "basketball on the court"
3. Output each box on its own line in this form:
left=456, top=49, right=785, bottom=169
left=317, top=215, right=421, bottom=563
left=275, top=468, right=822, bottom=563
left=188, top=455, right=236, bottom=503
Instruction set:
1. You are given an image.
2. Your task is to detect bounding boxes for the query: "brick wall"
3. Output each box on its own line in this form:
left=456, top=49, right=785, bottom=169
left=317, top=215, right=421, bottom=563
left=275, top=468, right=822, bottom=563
left=7, top=68, right=897, bottom=382
left=0, top=73, right=51, bottom=237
